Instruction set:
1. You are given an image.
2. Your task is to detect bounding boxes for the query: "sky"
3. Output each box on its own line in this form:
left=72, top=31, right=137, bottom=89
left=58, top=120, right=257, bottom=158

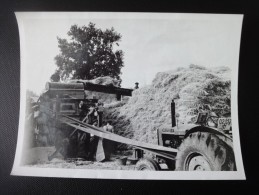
left=16, top=12, right=243, bottom=94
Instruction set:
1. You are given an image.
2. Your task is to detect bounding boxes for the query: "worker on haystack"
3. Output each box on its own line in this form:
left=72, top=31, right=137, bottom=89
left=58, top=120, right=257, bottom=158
left=134, top=82, right=139, bottom=89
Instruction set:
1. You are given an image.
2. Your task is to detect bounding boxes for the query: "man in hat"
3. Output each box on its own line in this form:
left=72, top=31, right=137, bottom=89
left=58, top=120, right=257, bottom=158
left=134, top=82, right=139, bottom=89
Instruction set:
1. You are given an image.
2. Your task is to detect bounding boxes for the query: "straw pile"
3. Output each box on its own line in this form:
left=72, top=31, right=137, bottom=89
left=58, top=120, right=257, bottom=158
left=103, top=65, right=231, bottom=145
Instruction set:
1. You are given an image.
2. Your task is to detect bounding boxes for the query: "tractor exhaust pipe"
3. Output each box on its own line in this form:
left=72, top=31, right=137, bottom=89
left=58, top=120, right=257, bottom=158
left=171, top=99, right=176, bottom=127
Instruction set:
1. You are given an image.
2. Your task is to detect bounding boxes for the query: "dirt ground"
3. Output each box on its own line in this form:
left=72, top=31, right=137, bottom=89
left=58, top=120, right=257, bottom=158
left=24, top=147, right=136, bottom=170
left=27, top=158, right=136, bottom=170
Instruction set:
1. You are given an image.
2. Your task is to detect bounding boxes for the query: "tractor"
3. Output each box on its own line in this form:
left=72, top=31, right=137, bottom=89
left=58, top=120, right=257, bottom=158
left=134, top=100, right=236, bottom=171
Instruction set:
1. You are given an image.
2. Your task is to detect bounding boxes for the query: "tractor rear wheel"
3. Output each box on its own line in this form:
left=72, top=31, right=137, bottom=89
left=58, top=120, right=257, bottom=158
left=176, top=132, right=236, bottom=171
left=135, top=158, right=161, bottom=171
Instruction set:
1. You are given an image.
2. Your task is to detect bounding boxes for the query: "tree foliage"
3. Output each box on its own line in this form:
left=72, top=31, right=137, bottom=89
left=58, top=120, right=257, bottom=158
left=51, top=23, right=124, bottom=82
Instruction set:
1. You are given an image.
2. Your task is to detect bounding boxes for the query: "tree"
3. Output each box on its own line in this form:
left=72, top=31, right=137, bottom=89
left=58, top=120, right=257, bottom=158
left=51, top=23, right=124, bottom=82
left=25, top=90, right=38, bottom=116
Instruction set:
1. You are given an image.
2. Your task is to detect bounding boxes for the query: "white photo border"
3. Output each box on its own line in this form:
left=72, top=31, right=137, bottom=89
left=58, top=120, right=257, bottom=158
left=11, top=12, right=245, bottom=180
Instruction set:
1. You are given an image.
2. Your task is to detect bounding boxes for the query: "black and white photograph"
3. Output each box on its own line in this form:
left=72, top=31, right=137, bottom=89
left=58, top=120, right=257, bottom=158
left=11, top=12, right=245, bottom=179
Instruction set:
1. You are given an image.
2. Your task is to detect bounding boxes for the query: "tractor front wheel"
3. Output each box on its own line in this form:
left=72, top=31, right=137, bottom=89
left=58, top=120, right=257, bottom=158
left=135, top=158, right=161, bottom=171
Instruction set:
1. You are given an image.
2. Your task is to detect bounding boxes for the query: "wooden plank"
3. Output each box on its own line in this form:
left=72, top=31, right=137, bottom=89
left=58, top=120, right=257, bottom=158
left=64, top=121, right=178, bottom=154
left=62, top=115, right=178, bottom=153
left=61, top=115, right=111, bottom=134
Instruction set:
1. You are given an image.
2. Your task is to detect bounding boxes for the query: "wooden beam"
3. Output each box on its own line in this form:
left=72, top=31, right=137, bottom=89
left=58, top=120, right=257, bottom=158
left=84, top=82, right=133, bottom=96
left=62, top=118, right=178, bottom=154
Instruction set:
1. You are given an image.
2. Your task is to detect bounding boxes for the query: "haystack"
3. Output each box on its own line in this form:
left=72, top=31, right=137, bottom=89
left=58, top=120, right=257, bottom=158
left=103, top=65, right=231, bottom=145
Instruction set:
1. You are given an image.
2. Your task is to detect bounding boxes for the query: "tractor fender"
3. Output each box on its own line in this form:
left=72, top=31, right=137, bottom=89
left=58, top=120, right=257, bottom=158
left=184, top=125, right=233, bottom=147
